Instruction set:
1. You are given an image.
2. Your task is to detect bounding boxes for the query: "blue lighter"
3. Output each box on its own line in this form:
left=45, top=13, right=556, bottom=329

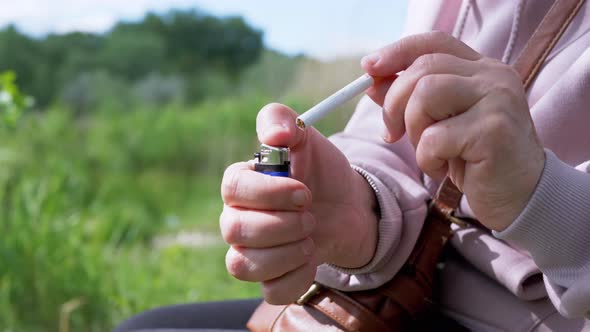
left=254, top=144, right=290, bottom=177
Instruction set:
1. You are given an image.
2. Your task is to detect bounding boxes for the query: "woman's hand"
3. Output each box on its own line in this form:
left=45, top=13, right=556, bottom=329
left=362, top=31, right=545, bottom=231
left=220, top=103, right=378, bottom=304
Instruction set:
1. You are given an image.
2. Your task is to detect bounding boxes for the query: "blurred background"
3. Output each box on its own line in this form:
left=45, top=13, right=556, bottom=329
left=0, top=1, right=406, bottom=330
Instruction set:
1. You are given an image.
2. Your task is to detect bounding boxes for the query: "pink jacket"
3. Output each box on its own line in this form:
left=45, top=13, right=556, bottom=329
left=315, top=1, right=590, bottom=330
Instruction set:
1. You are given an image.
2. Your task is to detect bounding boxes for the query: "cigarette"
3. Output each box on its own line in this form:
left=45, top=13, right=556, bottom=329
left=296, top=74, right=374, bottom=130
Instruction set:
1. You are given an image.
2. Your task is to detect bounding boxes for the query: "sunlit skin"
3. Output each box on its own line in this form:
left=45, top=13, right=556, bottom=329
left=220, top=103, right=379, bottom=304
left=220, top=31, right=545, bottom=305
left=363, top=31, right=545, bottom=231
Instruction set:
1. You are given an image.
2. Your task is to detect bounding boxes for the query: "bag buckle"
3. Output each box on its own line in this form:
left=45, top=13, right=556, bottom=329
left=428, top=200, right=470, bottom=229
left=296, top=283, right=322, bottom=305
left=447, top=214, right=470, bottom=228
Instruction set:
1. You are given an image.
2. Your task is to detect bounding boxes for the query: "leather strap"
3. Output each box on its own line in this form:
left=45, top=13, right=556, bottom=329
left=514, top=0, right=586, bottom=90
left=432, top=177, right=463, bottom=217
left=436, top=0, right=585, bottom=213
left=307, top=288, right=390, bottom=332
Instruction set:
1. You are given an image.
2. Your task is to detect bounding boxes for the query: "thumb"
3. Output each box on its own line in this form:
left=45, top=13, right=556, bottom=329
left=256, top=103, right=306, bottom=148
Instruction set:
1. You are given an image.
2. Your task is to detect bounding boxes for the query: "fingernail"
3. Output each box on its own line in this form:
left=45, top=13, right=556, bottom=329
left=301, top=238, right=314, bottom=256
left=302, top=212, right=315, bottom=233
left=361, top=53, right=381, bottom=67
left=292, top=190, right=308, bottom=207
left=262, top=123, right=288, bottom=138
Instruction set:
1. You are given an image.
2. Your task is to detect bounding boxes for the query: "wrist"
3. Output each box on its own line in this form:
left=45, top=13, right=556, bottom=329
left=318, top=166, right=379, bottom=269
left=487, top=150, right=546, bottom=232
left=346, top=168, right=379, bottom=267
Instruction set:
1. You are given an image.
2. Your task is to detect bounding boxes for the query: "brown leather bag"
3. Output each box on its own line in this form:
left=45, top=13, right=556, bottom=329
left=247, top=0, right=584, bottom=330
left=247, top=179, right=461, bottom=332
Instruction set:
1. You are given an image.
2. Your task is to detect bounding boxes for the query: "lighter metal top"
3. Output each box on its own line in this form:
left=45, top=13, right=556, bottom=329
left=254, top=144, right=289, bottom=165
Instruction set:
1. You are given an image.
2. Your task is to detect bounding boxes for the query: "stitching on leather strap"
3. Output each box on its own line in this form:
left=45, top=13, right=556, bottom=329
left=308, top=288, right=390, bottom=332
left=523, top=0, right=586, bottom=88
left=270, top=304, right=289, bottom=331
left=516, top=0, right=586, bottom=89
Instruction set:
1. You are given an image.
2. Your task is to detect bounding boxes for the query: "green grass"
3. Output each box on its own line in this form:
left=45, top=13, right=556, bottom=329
left=0, top=98, right=261, bottom=331
left=0, top=85, right=357, bottom=331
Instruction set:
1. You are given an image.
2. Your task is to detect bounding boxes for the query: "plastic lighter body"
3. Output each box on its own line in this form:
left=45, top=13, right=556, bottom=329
left=254, top=144, right=290, bottom=177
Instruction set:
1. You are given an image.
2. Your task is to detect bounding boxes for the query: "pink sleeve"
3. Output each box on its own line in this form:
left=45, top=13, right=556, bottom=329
left=494, top=150, right=590, bottom=318
left=314, top=96, right=431, bottom=291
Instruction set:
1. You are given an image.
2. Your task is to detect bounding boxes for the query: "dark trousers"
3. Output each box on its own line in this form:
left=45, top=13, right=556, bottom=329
left=113, top=299, right=262, bottom=332
left=113, top=298, right=468, bottom=331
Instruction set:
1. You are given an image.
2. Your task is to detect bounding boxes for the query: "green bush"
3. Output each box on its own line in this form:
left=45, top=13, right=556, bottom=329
left=0, top=93, right=297, bottom=331
left=0, top=81, right=360, bottom=330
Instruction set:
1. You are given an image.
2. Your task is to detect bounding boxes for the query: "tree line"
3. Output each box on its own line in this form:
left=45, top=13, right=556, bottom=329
left=0, top=9, right=264, bottom=111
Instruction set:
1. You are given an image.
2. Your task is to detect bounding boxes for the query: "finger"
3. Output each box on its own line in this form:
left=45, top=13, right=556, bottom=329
left=380, top=54, right=478, bottom=142
left=381, top=107, right=399, bottom=143
left=262, top=258, right=317, bottom=304
left=220, top=207, right=315, bottom=247
left=256, top=103, right=306, bottom=148
left=225, top=238, right=315, bottom=282
left=361, top=31, right=482, bottom=77
left=415, top=105, right=484, bottom=182
left=365, top=76, right=396, bottom=106
left=404, top=74, right=485, bottom=146
left=221, top=162, right=311, bottom=210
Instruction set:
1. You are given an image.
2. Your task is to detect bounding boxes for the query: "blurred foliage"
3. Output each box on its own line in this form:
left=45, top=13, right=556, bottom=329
left=0, top=6, right=366, bottom=331
left=0, top=71, right=32, bottom=126
left=0, top=96, right=272, bottom=331
left=0, top=91, right=354, bottom=331
left=0, top=9, right=263, bottom=109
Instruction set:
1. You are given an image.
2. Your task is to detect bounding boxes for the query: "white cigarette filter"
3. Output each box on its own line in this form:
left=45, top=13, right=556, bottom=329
left=296, top=74, right=375, bottom=130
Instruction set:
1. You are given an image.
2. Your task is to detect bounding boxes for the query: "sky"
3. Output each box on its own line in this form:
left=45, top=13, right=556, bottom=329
left=0, top=0, right=409, bottom=60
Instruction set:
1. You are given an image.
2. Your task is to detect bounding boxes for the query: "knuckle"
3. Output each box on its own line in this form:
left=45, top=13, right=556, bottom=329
left=414, top=54, right=437, bottom=71
left=490, top=80, right=517, bottom=98
left=416, top=127, right=442, bottom=170
left=416, top=144, right=433, bottom=171
left=225, top=248, right=250, bottom=279
left=415, top=151, right=429, bottom=172
left=504, top=66, right=523, bottom=83
left=421, top=126, right=440, bottom=147
left=490, top=59, right=517, bottom=76
left=482, top=60, right=524, bottom=94
left=493, top=84, right=520, bottom=102
left=482, top=112, right=513, bottom=142
left=219, top=209, right=244, bottom=244
left=220, top=164, right=241, bottom=204
left=414, top=75, right=439, bottom=96
left=404, top=104, right=422, bottom=141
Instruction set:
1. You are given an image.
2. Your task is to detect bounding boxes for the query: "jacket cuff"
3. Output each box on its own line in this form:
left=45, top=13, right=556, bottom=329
left=328, top=165, right=402, bottom=275
left=494, top=150, right=590, bottom=288
left=315, top=163, right=428, bottom=291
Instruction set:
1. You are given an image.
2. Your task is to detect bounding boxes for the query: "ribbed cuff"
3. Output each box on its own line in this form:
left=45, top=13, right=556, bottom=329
left=325, top=165, right=402, bottom=275
left=494, top=150, right=590, bottom=288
